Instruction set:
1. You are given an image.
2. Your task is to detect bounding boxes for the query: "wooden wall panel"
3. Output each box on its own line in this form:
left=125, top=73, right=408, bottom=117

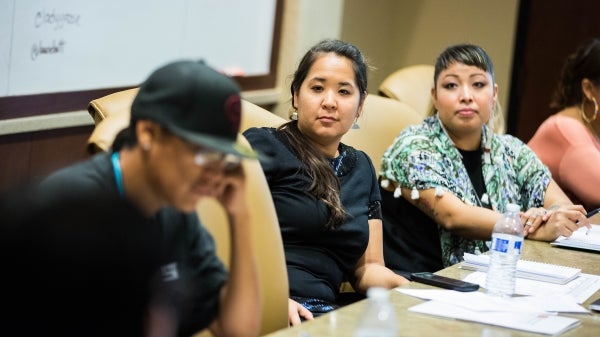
left=508, top=0, right=600, bottom=142
left=0, top=126, right=93, bottom=191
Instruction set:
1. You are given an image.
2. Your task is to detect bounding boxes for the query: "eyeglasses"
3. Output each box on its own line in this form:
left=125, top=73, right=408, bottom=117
left=171, top=131, right=242, bottom=171
left=193, top=149, right=242, bottom=172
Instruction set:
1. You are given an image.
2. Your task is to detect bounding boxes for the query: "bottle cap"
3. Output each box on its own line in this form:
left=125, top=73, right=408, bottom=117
left=506, top=203, right=520, bottom=212
left=366, top=287, right=389, bottom=301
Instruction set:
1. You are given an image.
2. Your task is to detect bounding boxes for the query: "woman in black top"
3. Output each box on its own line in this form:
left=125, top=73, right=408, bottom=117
left=244, top=39, right=408, bottom=326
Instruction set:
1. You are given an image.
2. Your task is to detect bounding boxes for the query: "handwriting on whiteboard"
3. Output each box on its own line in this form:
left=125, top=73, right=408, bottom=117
left=30, top=9, right=80, bottom=60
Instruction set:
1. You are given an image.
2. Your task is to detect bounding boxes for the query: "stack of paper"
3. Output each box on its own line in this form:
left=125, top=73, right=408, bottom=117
left=463, top=271, right=600, bottom=304
left=398, top=289, right=583, bottom=335
left=461, top=253, right=581, bottom=284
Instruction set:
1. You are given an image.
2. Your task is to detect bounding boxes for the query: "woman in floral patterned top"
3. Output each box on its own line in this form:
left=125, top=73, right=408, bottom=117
left=379, top=44, right=590, bottom=274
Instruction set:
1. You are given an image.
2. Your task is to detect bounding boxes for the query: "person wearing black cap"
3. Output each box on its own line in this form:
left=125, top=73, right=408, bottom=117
left=26, top=60, right=261, bottom=337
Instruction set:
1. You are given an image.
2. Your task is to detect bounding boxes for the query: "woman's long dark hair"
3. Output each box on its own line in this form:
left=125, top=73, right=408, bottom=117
left=550, top=38, right=600, bottom=110
left=279, top=39, right=368, bottom=230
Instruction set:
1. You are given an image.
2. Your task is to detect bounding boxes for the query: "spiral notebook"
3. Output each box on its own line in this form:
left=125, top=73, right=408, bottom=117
left=551, top=224, right=600, bottom=252
left=461, top=253, right=581, bottom=285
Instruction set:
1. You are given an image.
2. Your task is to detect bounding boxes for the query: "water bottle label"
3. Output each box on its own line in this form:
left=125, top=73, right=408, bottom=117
left=514, top=240, right=522, bottom=251
left=490, top=234, right=522, bottom=254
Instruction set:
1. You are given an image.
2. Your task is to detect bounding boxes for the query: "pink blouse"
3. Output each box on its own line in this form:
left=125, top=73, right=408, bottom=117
left=528, top=114, right=600, bottom=209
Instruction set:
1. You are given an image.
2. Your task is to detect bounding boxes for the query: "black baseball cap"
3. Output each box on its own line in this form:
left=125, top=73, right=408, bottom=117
left=131, top=60, right=257, bottom=159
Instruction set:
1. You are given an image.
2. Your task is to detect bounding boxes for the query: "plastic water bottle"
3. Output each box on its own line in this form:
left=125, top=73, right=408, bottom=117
left=485, top=203, right=524, bottom=297
left=354, top=287, right=397, bottom=337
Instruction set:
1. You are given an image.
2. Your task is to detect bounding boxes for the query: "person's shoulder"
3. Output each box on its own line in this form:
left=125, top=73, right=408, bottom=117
left=40, top=152, right=112, bottom=194
left=494, top=133, right=527, bottom=152
left=535, top=114, right=587, bottom=136
left=242, top=126, right=276, bottom=138
left=393, top=116, right=438, bottom=144
left=403, top=116, right=433, bottom=134
left=340, top=143, right=372, bottom=165
left=548, top=115, right=593, bottom=144
left=391, top=117, right=441, bottom=150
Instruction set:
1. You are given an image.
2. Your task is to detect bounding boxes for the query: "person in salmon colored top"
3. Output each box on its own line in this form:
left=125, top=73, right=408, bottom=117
left=528, top=38, right=600, bottom=210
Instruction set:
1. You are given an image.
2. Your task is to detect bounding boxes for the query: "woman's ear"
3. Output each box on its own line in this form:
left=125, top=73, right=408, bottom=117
left=356, top=92, right=367, bottom=118
left=136, top=120, right=160, bottom=149
left=430, top=87, right=438, bottom=110
left=582, top=78, right=595, bottom=100
left=292, top=90, right=299, bottom=110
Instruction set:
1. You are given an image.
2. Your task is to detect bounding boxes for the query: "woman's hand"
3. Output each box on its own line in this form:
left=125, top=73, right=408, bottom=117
left=525, top=205, right=589, bottom=241
left=521, top=207, right=551, bottom=236
left=288, top=298, right=313, bottom=326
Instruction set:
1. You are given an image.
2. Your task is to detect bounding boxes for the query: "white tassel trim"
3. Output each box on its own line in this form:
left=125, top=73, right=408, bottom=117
left=481, top=193, right=489, bottom=205
left=394, top=187, right=403, bottom=198
left=410, top=187, right=419, bottom=200
left=380, top=179, right=390, bottom=189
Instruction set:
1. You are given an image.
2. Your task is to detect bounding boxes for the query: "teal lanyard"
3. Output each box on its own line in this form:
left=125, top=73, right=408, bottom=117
left=111, top=152, right=125, bottom=198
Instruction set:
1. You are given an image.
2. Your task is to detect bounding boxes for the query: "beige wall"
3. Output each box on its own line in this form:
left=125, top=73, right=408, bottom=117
left=341, top=0, right=519, bottom=113
left=273, top=0, right=345, bottom=117
left=275, top=0, right=519, bottom=117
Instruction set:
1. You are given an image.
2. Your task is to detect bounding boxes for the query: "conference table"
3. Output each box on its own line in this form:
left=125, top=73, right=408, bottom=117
left=263, top=240, right=600, bottom=337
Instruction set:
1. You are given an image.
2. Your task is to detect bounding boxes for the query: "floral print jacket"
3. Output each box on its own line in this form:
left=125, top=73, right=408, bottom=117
left=380, top=116, right=551, bottom=266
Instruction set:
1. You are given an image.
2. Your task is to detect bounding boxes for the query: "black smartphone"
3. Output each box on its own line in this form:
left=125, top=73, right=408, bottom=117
left=411, top=272, right=479, bottom=292
left=590, top=298, right=600, bottom=312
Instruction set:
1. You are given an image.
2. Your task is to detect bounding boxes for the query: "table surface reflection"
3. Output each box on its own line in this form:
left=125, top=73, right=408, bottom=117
left=263, top=240, right=600, bottom=337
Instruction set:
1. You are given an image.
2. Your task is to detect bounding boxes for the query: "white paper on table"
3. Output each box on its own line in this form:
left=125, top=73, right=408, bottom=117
left=408, top=300, right=581, bottom=336
left=552, top=224, right=600, bottom=251
left=511, top=294, right=589, bottom=313
left=397, top=288, right=587, bottom=313
left=464, top=271, right=600, bottom=304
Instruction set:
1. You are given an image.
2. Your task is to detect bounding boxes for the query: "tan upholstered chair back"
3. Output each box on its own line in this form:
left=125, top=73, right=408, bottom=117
left=378, top=64, right=434, bottom=119
left=343, top=94, right=423, bottom=172
left=87, top=88, right=286, bottom=154
left=86, top=88, right=138, bottom=154
left=88, top=88, right=139, bottom=124
left=194, top=135, right=288, bottom=337
left=86, top=89, right=289, bottom=336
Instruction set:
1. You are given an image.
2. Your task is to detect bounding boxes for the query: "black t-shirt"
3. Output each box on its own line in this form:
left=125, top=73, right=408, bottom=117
left=244, top=127, right=381, bottom=304
left=1, top=152, right=227, bottom=337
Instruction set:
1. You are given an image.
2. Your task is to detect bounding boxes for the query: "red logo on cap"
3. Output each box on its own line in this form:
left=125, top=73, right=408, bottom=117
left=224, top=95, right=241, bottom=134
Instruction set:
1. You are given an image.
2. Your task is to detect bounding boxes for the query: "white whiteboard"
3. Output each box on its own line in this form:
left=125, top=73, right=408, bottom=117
left=0, top=0, right=276, bottom=97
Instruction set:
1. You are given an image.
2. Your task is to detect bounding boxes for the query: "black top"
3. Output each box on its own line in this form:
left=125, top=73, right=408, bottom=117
left=1, top=152, right=227, bottom=337
left=381, top=187, right=444, bottom=277
left=458, top=148, right=491, bottom=209
left=244, top=127, right=381, bottom=304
